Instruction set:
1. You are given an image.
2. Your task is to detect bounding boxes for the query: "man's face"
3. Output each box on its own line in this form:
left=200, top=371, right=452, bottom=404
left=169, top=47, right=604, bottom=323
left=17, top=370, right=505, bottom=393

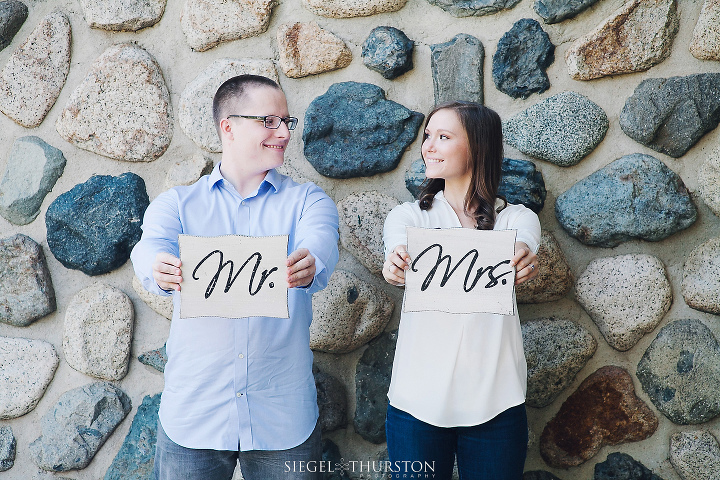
left=225, top=85, right=291, bottom=173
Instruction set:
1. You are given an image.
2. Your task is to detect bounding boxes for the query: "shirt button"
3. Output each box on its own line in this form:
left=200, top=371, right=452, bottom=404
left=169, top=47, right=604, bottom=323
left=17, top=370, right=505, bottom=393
left=238, top=353, right=244, bottom=359
left=236, top=392, right=243, bottom=397
left=241, top=201, right=246, bottom=206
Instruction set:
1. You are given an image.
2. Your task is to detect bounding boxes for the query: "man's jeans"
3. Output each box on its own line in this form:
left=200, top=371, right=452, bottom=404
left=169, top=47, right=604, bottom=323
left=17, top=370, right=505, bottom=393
left=385, top=403, right=528, bottom=480
left=154, top=420, right=322, bottom=480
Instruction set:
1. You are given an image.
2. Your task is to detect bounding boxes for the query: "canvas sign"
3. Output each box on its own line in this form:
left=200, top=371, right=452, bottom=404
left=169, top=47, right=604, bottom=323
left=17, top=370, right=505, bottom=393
left=404, top=227, right=517, bottom=315
left=178, top=234, right=289, bottom=319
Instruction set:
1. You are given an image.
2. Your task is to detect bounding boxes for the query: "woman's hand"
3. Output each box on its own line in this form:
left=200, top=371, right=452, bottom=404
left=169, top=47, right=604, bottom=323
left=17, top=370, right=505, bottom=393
left=511, top=241, right=538, bottom=286
left=383, top=245, right=412, bottom=286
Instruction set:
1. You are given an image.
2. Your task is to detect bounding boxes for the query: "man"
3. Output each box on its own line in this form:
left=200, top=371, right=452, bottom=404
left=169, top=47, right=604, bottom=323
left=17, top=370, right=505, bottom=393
left=131, top=75, right=339, bottom=480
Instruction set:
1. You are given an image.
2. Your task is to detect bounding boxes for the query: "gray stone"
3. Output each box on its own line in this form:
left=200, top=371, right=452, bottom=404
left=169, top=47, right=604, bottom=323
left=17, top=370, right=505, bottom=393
left=79, top=0, right=166, bottom=31
left=430, top=34, right=484, bottom=105
left=63, top=284, right=134, bottom=381
left=0, top=336, right=58, bottom=419
left=138, top=344, right=167, bottom=373
left=0, top=426, right=14, bottom=471
left=313, top=366, right=348, bottom=433
left=311, top=270, right=394, bottom=354
left=164, top=153, right=213, bottom=190
left=301, top=0, right=407, bottom=18
left=565, top=0, right=678, bottom=81
left=362, top=26, right=414, bottom=79
left=691, top=0, right=720, bottom=60
left=178, top=58, right=278, bottom=153
left=45, top=173, right=149, bottom=276
left=534, top=0, right=600, bottom=24
left=322, top=439, right=350, bottom=480
left=303, top=82, right=423, bottom=179
left=492, top=18, right=554, bottom=99
left=132, top=276, right=173, bottom=320
left=637, top=319, right=720, bottom=425
left=684, top=237, right=720, bottom=314
left=29, top=382, right=132, bottom=472
left=517, top=232, right=573, bottom=304
left=522, top=318, right=597, bottom=408
left=670, top=430, right=720, bottom=480
left=503, top=91, right=608, bottom=167
left=56, top=43, right=172, bottom=162
left=104, top=393, right=161, bottom=480
left=426, top=0, right=521, bottom=17
left=0, top=234, right=55, bottom=327
left=524, top=472, right=563, bottom=480
left=181, top=0, right=276, bottom=51
left=354, top=330, right=397, bottom=444
left=338, top=191, right=398, bottom=274
left=594, top=452, right=664, bottom=480
left=699, top=146, right=720, bottom=217
left=620, top=73, right=720, bottom=158
left=0, top=10, right=71, bottom=128
left=406, top=157, right=546, bottom=212
left=0, top=136, right=66, bottom=225
left=556, top=154, right=696, bottom=247
left=575, top=254, right=671, bottom=351
left=0, top=0, right=27, bottom=51
left=278, top=22, right=352, bottom=79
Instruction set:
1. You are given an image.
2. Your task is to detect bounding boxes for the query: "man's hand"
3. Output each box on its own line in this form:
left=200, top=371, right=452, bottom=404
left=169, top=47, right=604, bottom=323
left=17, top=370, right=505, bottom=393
left=382, top=245, right=411, bottom=286
left=511, top=241, right=539, bottom=286
left=287, top=248, right=316, bottom=288
left=153, top=252, right=183, bottom=292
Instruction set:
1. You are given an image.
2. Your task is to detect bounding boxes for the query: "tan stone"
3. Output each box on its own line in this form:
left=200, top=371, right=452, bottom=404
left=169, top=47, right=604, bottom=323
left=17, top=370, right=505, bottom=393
left=132, top=276, right=173, bottom=321
left=0, top=10, right=71, bottom=128
left=181, top=0, right=276, bottom=52
left=517, top=232, right=573, bottom=303
left=691, top=0, right=720, bottom=60
left=698, top=146, right=720, bottom=216
left=55, top=43, right=172, bottom=162
left=164, top=153, right=214, bottom=190
left=301, top=0, right=407, bottom=18
left=277, top=22, right=352, bottom=79
left=565, top=0, right=679, bottom=80
left=78, top=0, right=166, bottom=31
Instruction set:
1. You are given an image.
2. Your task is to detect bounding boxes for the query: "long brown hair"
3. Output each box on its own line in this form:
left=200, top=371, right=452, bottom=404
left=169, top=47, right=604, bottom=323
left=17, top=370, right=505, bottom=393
left=418, top=101, right=505, bottom=230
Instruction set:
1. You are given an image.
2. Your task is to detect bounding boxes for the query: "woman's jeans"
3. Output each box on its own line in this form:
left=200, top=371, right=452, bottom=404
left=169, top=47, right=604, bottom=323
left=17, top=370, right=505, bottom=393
left=385, top=403, right=528, bottom=480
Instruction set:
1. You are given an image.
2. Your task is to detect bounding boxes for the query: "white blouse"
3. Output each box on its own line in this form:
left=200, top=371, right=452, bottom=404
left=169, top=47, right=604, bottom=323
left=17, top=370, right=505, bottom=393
left=383, top=191, right=541, bottom=427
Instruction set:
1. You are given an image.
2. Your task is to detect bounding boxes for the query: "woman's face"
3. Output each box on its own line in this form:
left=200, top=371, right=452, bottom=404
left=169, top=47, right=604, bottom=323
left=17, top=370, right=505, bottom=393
left=421, top=108, right=472, bottom=182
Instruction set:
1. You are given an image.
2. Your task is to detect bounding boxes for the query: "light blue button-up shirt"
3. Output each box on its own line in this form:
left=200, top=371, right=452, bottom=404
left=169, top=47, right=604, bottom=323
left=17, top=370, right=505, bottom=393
left=130, top=164, right=339, bottom=451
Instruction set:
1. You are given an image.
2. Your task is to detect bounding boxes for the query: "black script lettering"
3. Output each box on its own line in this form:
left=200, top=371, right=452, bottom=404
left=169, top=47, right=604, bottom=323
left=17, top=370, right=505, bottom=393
left=411, top=243, right=513, bottom=292
left=192, top=250, right=278, bottom=299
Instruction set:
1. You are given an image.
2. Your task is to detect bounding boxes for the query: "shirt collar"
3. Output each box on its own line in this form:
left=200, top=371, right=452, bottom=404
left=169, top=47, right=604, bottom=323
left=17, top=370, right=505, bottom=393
left=208, top=163, right=281, bottom=194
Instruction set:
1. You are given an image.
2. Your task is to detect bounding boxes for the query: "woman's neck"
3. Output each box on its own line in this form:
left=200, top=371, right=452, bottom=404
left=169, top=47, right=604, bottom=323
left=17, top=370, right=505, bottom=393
left=443, top=176, right=476, bottom=227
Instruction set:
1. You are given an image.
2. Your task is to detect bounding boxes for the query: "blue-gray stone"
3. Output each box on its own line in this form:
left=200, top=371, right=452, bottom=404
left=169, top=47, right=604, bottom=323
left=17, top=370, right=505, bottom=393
left=303, top=82, right=423, bottom=179
left=0, top=0, right=27, bottom=51
left=354, top=330, right=397, bottom=444
left=104, top=393, right=161, bottom=480
left=314, top=366, right=347, bottom=433
left=0, top=426, right=15, bottom=472
left=524, top=472, right=563, bottom=480
left=637, top=319, right=720, bottom=425
left=0, top=136, right=66, bottom=225
left=555, top=153, right=696, bottom=247
left=29, top=382, right=132, bottom=472
left=322, top=438, right=350, bottom=480
left=620, top=73, right=720, bottom=158
left=594, top=452, right=664, bottom=480
left=534, top=0, right=600, bottom=23
left=405, top=157, right=546, bottom=212
left=431, top=34, right=484, bottom=105
left=45, top=173, right=149, bottom=275
left=138, top=344, right=167, bottom=373
left=492, top=18, right=554, bottom=99
left=362, top=26, right=413, bottom=80
left=503, top=91, right=608, bottom=167
left=426, top=0, right=521, bottom=17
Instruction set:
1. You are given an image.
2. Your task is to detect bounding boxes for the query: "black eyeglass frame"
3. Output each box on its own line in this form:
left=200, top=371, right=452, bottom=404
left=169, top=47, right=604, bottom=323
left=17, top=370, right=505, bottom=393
left=226, top=114, right=298, bottom=130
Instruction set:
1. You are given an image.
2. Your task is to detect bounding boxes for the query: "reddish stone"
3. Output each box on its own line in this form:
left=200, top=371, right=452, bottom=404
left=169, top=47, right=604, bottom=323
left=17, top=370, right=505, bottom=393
left=540, top=366, right=658, bottom=469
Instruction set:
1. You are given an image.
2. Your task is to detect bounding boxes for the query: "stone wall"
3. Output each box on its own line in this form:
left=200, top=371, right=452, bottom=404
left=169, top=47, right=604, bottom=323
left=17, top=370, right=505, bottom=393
left=1, top=0, right=720, bottom=479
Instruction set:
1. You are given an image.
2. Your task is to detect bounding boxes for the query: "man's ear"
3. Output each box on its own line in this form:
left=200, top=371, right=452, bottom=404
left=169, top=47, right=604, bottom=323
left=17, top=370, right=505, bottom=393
left=219, top=118, right=233, bottom=141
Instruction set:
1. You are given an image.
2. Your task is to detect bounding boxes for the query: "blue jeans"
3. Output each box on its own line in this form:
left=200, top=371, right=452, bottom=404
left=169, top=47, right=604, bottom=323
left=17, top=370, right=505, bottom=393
left=385, top=404, right=528, bottom=480
left=154, top=420, right=322, bottom=480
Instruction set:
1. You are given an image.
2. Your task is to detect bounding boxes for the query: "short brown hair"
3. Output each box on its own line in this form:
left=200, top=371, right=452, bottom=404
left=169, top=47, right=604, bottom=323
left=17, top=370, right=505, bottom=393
left=212, top=75, right=281, bottom=136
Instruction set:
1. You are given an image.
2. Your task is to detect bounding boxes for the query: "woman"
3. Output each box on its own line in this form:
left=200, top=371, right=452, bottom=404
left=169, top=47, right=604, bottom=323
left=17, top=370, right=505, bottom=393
left=382, top=101, right=541, bottom=480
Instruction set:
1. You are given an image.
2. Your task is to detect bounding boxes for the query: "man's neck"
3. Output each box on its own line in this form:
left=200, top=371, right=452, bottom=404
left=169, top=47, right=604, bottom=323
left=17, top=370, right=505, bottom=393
left=219, top=159, right=270, bottom=198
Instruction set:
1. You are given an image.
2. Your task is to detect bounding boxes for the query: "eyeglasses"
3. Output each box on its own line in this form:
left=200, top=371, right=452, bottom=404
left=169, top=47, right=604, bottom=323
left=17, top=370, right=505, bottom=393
left=226, top=114, right=298, bottom=130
